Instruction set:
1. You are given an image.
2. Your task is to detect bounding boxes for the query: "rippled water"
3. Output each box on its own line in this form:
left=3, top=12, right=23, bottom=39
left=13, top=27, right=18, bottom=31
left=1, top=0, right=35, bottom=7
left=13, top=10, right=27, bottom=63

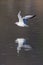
left=0, top=0, right=43, bottom=65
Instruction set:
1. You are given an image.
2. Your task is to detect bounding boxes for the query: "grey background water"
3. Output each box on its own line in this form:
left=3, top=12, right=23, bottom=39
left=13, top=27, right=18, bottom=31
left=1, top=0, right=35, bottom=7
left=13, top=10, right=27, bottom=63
left=0, top=0, right=43, bottom=65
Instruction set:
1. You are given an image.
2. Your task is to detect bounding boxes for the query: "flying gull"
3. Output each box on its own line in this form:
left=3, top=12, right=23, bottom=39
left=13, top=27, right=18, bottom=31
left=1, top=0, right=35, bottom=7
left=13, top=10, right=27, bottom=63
left=14, top=11, right=36, bottom=27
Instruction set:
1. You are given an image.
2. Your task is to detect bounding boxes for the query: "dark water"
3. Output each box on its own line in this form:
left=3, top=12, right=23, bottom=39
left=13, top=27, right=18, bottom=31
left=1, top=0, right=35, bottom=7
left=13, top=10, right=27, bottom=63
left=0, top=0, right=43, bottom=65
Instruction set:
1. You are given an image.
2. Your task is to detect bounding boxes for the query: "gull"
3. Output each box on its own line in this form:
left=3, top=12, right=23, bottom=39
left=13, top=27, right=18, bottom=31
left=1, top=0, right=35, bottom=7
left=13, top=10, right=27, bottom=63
left=14, top=11, right=36, bottom=27
left=15, top=38, right=32, bottom=54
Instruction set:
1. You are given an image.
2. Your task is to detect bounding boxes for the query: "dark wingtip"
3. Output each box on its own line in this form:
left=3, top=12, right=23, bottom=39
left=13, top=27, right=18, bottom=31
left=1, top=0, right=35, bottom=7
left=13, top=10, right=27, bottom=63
left=33, top=15, right=36, bottom=18
left=30, top=15, right=36, bottom=19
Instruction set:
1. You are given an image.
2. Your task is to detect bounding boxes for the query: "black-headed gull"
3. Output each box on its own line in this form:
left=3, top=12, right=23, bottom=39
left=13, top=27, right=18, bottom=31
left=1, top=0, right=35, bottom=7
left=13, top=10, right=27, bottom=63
left=15, top=38, right=32, bottom=54
left=14, top=11, right=36, bottom=27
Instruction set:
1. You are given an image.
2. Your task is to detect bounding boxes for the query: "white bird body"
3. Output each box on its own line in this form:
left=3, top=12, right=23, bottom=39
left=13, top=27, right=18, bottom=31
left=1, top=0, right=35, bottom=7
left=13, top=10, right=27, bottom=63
left=15, top=11, right=34, bottom=27
left=15, top=38, right=32, bottom=54
left=15, top=21, right=28, bottom=27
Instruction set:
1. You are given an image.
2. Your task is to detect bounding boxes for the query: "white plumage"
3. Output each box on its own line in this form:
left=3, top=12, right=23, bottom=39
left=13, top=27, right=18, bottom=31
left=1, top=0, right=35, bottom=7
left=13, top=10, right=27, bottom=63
left=15, top=38, right=32, bottom=54
left=15, top=11, right=35, bottom=27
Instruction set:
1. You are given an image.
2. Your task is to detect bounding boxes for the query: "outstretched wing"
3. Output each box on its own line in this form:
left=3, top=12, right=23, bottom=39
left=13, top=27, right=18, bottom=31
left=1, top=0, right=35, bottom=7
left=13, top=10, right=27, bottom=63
left=17, top=11, right=22, bottom=19
left=23, top=45, right=32, bottom=49
left=23, top=15, right=34, bottom=19
left=17, top=11, right=23, bottom=23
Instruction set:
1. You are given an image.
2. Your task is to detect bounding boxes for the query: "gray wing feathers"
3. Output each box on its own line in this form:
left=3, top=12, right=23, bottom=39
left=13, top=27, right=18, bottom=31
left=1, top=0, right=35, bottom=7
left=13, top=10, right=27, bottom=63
left=23, top=15, right=33, bottom=19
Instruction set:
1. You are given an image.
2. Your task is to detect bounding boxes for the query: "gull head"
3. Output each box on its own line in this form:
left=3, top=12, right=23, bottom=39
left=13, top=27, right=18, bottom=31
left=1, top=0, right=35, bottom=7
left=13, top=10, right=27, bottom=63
left=14, top=22, right=18, bottom=25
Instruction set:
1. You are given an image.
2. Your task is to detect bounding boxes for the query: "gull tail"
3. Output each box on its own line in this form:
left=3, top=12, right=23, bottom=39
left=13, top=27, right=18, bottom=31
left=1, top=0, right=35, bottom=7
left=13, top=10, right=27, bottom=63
left=25, top=25, right=29, bottom=27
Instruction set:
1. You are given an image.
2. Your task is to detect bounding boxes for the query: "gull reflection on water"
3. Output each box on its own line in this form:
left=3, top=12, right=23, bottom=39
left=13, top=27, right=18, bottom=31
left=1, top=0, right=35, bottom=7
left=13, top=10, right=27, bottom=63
left=15, top=38, right=32, bottom=54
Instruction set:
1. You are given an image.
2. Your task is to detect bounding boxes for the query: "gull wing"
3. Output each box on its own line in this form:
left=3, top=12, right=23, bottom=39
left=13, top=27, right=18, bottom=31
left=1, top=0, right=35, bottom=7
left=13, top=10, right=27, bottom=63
left=23, top=15, right=34, bottom=19
left=17, top=11, right=23, bottom=23
left=23, top=45, right=32, bottom=49
left=17, top=11, right=22, bottom=19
